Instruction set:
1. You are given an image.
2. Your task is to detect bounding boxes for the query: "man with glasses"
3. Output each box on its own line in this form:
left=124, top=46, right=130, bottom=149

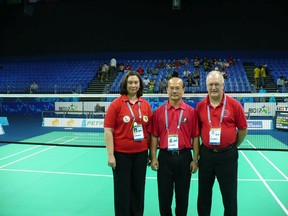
left=148, top=77, right=200, bottom=216
left=196, top=71, right=247, bottom=216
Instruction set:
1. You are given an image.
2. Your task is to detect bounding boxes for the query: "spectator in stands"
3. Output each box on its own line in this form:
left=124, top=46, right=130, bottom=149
left=253, top=65, right=261, bottom=88
left=104, top=71, right=152, bottom=216
left=149, top=78, right=155, bottom=92
left=172, top=69, right=179, bottom=77
left=118, top=63, right=124, bottom=72
left=152, top=68, right=159, bottom=75
left=193, top=69, right=200, bottom=85
left=217, top=59, right=225, bottom=71
left=166, top=60, right=172, bottom=69
left=183, top=68, right=191, bottom=80
left=193, top=55, right=201, bottom=69
left=203, top=57, right=211, bottom=72
left=94, top=103, right=101, bottom=112
left=156, top=60, right=166, bottom=68
left=101, top=63, right=109, bottom=82
left=146, top=67, right=153, bottom=75
left=220, top=69, right=228, bottom=79
left=124, top=63, right=132, bottom=73
left=143, top=76, right=150, bottom=88
left=277, top=76, right=284, bottom=92
left=259, top=86, right=267, bottom=102
left=223, top=59, right=230, bottom=69
left=283, top=77, right=288, bottom=93
left=187, top=75, right=197, bottom=87
left=97, top=64, right=102, bottom=79
left=166, top=70, right=172, bottom=80
left=227, top=56, right=235, bottom=66
left=269, top=96, right=276, bottom=103
left=251, top=84, right=259, bottom=102
left=30, top=81, right=39, bottom=93
left=110, top=57, right=117, bottom=75
left=136, top=65, right=144, bottom=76
left=260, top=64, right=267, bottom=88
left=180, top=57, right=189, bottom=65
left=159, top=78, right=167, bottom=93
left=173, top=59, right=181, bottom=68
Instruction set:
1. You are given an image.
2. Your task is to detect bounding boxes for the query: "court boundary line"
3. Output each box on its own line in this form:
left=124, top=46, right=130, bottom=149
left=0, top=146, right=56, bottom=169
left=247, top=140, right=288, bottom=181
left=0, top=168, right=287, bottom=183
left=240, top=150, right=288, bottom=215
left=0, top=137, right=80, bottom=168
left=0, top=145, right=41, bottom=160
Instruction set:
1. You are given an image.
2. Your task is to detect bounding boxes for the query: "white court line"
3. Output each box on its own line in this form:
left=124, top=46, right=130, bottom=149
left=247, top=140, right=288, bottom=181
left=0, top=168, right=287, bottom=183
left=0, top=145, right=41, bottom=160
left=0, top=146, right=56, bottom=169
left=240, top=150, right=288, bottom=215
left=0, top=137, right=79, bottom=169
left=0, top=168, right=113, bottom=178
left=0, top=136, right=74, bottom=161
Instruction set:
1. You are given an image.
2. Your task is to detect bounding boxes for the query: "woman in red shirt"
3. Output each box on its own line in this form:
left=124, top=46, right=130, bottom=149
left=104, top=71, right=152, bottom=216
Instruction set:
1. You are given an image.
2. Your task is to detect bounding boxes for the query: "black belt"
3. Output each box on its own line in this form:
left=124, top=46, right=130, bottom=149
left=202, top=144, right=234, bottom=153
left=160, top=148, right=190, bottom=156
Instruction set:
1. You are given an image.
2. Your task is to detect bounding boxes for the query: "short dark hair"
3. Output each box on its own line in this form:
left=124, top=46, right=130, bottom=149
left=120, top=71, right=144, bottom=97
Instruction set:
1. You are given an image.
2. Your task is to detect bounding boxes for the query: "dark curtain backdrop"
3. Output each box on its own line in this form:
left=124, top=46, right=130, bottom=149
left=0, top=0, right=287, bottom=56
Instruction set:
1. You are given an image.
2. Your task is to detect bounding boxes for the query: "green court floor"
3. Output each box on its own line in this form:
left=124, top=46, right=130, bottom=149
left=0, top=135, right=287, bottom=216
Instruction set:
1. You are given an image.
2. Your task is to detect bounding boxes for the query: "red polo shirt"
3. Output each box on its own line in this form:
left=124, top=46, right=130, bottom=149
left=148, top=100, right=199, bottom=150
left=196, top=94, right=247, bottom=149
left=104, top=95, right=152, bottom=153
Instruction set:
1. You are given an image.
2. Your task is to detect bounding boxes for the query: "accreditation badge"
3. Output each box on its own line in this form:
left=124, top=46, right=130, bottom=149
left=133, top=123, right=144, bottom=141
left=168, top=134, right=179, bottom=150
left=209, top=128, right=221, bottom=145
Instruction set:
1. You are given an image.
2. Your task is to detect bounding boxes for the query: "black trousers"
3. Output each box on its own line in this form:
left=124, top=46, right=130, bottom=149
left=113, top=150, right=148, bottom=216
left=157, top=149, right=192, bottom=216
left=197, top=145, right=238, bottom=216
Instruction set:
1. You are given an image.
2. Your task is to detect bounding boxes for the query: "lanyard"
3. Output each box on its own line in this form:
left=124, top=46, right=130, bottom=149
left=207, top=95, right=226, bottom=128
left=165, top=104, right=183, bottom=133
left=126, top=101, right=142, bottom=123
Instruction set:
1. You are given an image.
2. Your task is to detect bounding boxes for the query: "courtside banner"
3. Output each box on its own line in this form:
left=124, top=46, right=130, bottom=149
left=42, top=118, right=104, bottom=128
left=55, top=102, right=111, bottom=113
left=55, top=102, right=82, bottom=114
left=244, top=103, right=276, bottom=116
left=83, top=102, right=110, bottom=112
left=247, top=120, right=273, bottom=130
left=276, top=103, right=288, bottom=111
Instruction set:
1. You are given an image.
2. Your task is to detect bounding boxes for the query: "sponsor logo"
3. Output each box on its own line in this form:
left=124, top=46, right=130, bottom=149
left=247, top=121, right=263, bottom=128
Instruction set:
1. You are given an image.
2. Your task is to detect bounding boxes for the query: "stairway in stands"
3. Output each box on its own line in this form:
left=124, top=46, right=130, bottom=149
left=81, top=72, right=118, bottom=101
left=242, top=62, right=277, bottom=93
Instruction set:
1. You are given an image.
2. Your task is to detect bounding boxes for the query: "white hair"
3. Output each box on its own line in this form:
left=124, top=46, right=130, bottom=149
left=206, top=70, right=224, bottom=85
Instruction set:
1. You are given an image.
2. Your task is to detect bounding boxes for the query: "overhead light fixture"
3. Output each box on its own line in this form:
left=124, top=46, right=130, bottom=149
left=172, top=0, right=181, bottom=10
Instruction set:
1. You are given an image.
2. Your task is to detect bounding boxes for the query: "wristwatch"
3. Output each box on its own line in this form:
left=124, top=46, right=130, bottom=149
left=193, top=159, right=198, bottom=163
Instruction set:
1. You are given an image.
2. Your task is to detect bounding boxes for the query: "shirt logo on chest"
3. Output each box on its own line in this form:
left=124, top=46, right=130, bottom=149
left=182, top=117, right=188, bottom=123
left=143, top=115, right=148, bottom=122
left=123, top=116, right=130, bottom=123
left=224, top=110, right=230, bottom=117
